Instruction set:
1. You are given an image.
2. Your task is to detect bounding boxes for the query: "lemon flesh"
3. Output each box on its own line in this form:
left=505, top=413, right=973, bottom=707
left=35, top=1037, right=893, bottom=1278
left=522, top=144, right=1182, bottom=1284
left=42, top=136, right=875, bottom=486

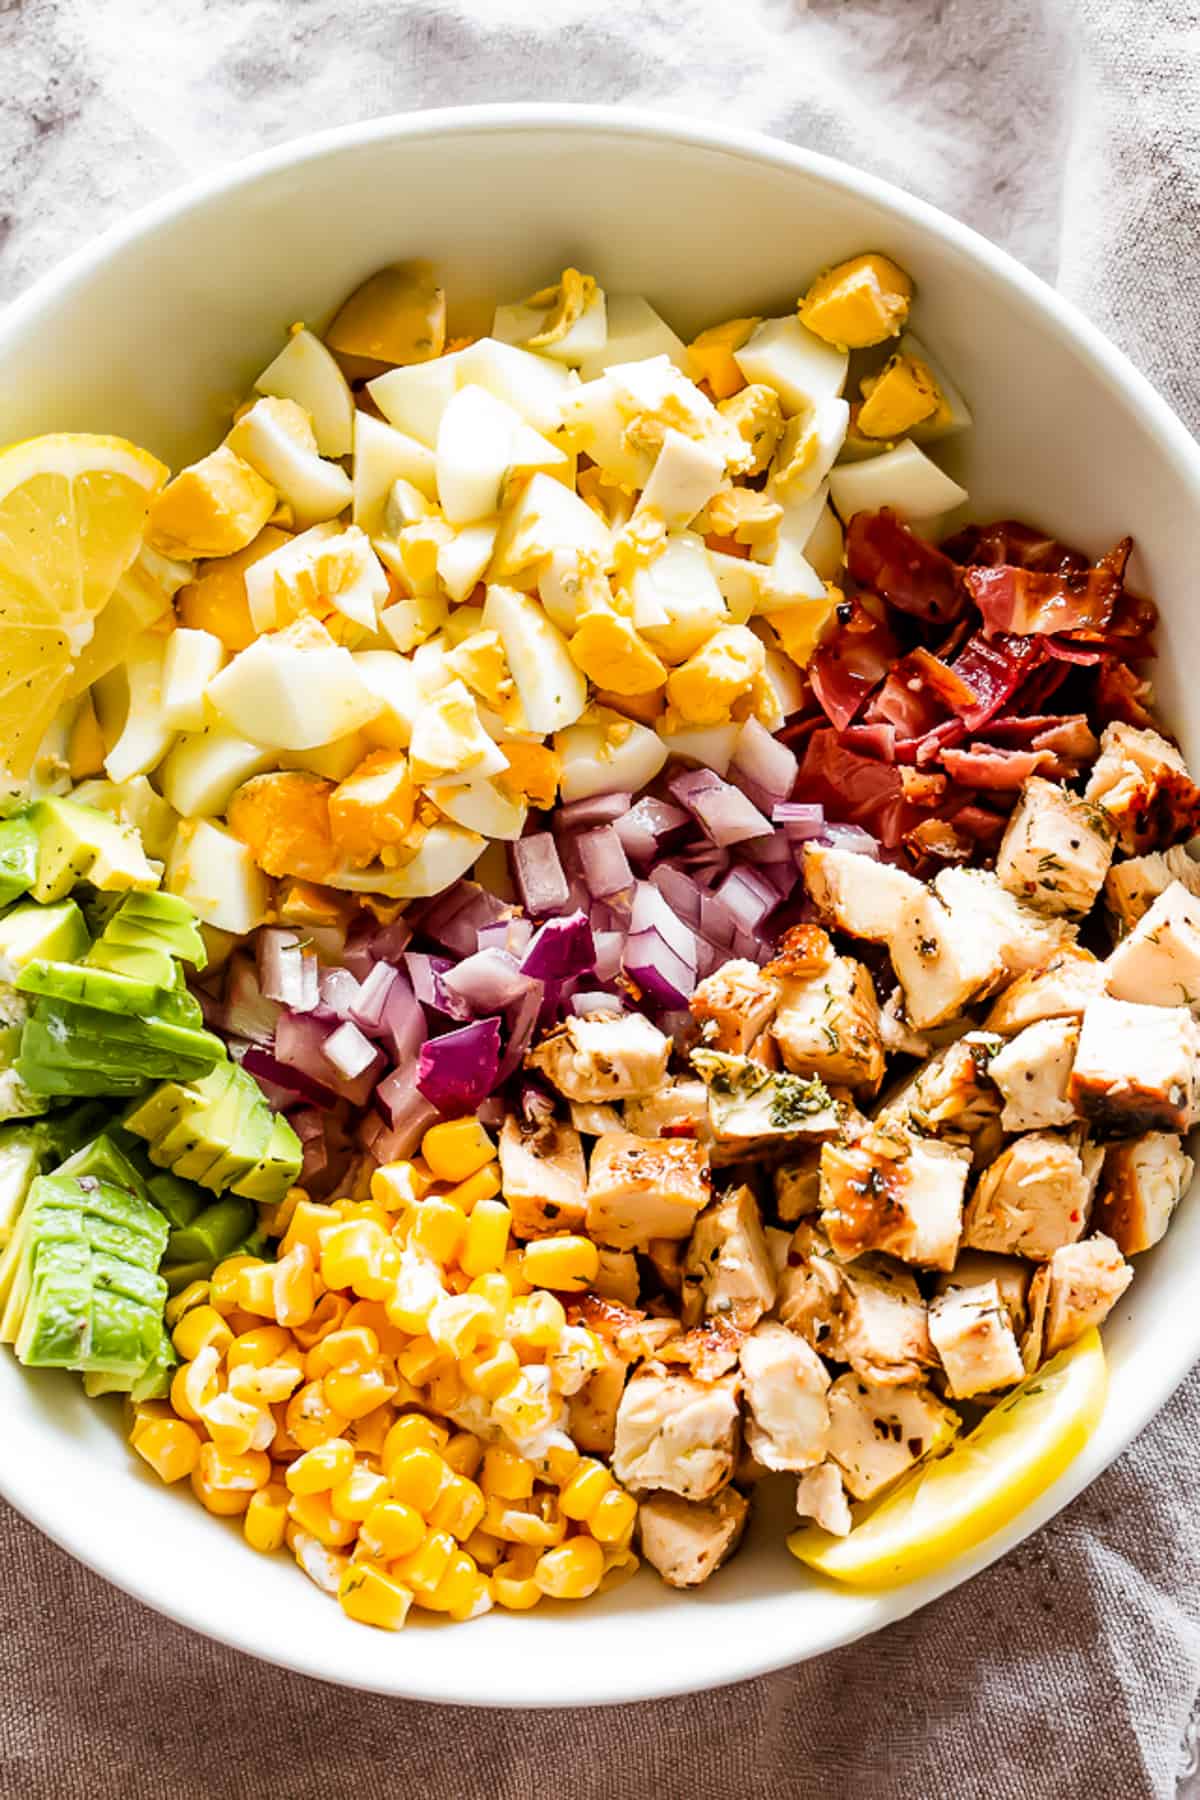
left=788, top=1329, right=1107, bottom=1588
left=0, top=434, right=168, bottom=775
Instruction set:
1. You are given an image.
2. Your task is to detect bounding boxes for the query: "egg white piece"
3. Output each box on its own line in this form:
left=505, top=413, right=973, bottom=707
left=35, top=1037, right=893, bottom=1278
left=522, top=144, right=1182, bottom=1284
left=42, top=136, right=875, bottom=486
left=254, top=327, right=355, bottom=459
left=828, top=439, right=968, bottom=522
left=734, top=315, right=849, bottom=415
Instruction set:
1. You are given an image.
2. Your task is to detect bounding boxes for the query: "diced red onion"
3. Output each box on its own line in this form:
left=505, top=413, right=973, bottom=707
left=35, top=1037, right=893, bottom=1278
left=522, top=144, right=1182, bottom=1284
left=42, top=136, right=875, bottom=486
left=572, top=990, right=623, bottom=1016
left=381, top=972, right=426, bottom=1064
left=556, top=792, right=633, bottom=831
left=511, top=833, right=571, bottom=917
left=416, top=1017, right=502, bottom=1112
left=650, top=865, right=704, bottom=929
left=404, top=951, right=466, bottom=1017
left=322, top=1019, right=381, bottom=1082
left=496, top=983, right=544, bottom=1084
left=318, top=965, right=362, bottom=1021
left=715, top=865, right=778, bottom=935
left=772, top=802, right=827, bottom=840
left=292, top=1108, right=327, bottom=1144
left=348, top=961, right=399, bottom=1035
left=258, top=929, right=320, bottom=1012
left=478, top=1094, right=506, bottom=1127
left=443, top=947, right=533, bottom=1014
left=614, top=796, right=690, bottom=866
left=670, top=768, right=772, bottom=846
left=730, top=716, right=798, bottom=807
left=624, top=929, right=697, bottom=1007
left=630, top=881, right=700, bottom=971
left=275, top=1011, right=380, bottom=1107
left=223, top=956, right=281, bottom=1046
left=576, top=824, right=634, bottom=899
left=437, top=886, right=517, bottom=958
left=821, top=822, right=881, bottom=858
left=698, top=887, right=740, bottom=946
left=476, top=918, right=533, bottom=957
left=366, top=1077, right=439, bottom=1158
left=521, top=911, right=596, bottom=983
left=593, top=931, right=624, bottom=982
left=242, top=1046, right=338, bottom=1110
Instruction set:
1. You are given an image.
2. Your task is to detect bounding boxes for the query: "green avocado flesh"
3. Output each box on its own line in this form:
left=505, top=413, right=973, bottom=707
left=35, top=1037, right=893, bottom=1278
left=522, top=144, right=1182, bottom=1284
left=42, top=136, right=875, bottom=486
left=124, top=1063, right=301, bottom=1208
left=0, top=815, right=40, bottom=910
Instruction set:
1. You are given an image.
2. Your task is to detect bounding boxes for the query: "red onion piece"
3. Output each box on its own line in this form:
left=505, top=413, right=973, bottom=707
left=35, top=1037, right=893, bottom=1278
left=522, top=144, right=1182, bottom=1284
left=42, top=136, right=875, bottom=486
left=349, top=961, right=399, bottom=1035
left=257, top=929, right=320, bottom=1012
left=715, top=865, right=778, bottom=934
left=772, top=802, right=827, bottom=839
left=222, top=956, right=281, bottom=1046
left=593, top=931, right=624, bottom=982
left=366, top=1077, right=439, bottom=1158
left=443, top=947, right=534, bottom=1014
left=521, top=911, right=596, bottom=982
left=496, top=983, right=544, bottom=1084
left=404, top=951, right=467, bottom=1018
left=821, top=822, right=881, bottom=858
left=322, top=1020, right=382, bottom=1082
left=630, top=880, right=700, bottom=970
left=556, top=791, right=633, bottom=831
left=242, top=1046, right=338, bottom=1110
left=275, top=1012, right=381, bottom=1107
left=576, top=824, right=634, bottom=899
left=318, top=965, right=363, bottom=1021
left=381, top=972, right=426, bottom=1064
left=571, top=990, right=624, bottom=1016
left=614, top=796, right=690, bottom=866
left=624, top=928, right=697, bottom=1007
left=670, top=768, right=772, bottom=847
left=511, top=833, right=570, bottom=917
left=416, top=1017, right=502, bottom=1112
left=650, top=865, right=704, bottom=929
left=476, top=918, right=533, bottom=957
left=477, top=1095, right=506, bottom=1127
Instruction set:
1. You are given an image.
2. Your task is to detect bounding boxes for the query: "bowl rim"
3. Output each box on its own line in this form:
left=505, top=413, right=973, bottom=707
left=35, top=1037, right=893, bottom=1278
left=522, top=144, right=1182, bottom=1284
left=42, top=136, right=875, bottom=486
left=4, top=100, right=1200, bottom=1707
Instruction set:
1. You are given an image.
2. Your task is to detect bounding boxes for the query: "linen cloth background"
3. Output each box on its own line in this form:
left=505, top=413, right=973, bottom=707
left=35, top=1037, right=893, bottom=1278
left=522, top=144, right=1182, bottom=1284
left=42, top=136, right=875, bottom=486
left=1, top=0, right=1199, bottom=1794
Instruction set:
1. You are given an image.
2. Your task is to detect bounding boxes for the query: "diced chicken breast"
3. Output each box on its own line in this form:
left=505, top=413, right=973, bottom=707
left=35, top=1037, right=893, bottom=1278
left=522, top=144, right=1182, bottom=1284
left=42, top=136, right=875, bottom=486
left=624, top=1077, right=709, bottom=1139
left=1105, top=880, right=1200, bottom=1010
left=826, top=1374, right=959, bottom=1501
left=689, top=958, right=779, bottom=1054
left=637, top=1486, right=749, bottom=1588
left=988, top=1016, right=1079, bottom=1132
left=1069, top=995, right=1198, bottom=1134
left=593, top=1246, right=640, bottom=1307
left=879, top=988, right=934, bottom=1059
left=774, top=1148, right=823, bottom=1220
left=794, top=1462, right=852, bottom=1537
left=935, top=1249, right=1032, bottom=1337
left=928, top=1279, right=1024, bottom=1398
left=1105, top=844, right=1200, bottom=932
left=779, top=1239, right=933, bottom=1386
left=984, top=946, right=1107, bottom=1035
left=963, top=1130, right=1102, bottom=1259
left=681, top=1183, right=777, bottom=1329
left=569, top=1100, right=624, bottom=1137
left=879, top=1035, right=1003, bottom=1143
left=1084, top=720, right=1200, bottom=854
left=692, top=1048, right=844, bottom=1164
left=612, top=1367, right=741, bottom=1499
left=645, top=1236, right=684, bottom=1297
left=526, top=1010, right=670, bottom=1101
left=1040, top=1234, right=1133, bottom=1358
left=585, top=1131, right=712, bottom=1248
left=819, top=1127, right=969, bottom=1270
left=740, top=1321, right=831, bottom=1472
left=891, top=888, right=1006, bottom=1029
left=568, top=1340, right=632, bottom=1456
left=764, top=1225, right=793, bottom=1274
left=801, top=843, right=924, bottom=943
left=995, top=775, right=1115, bottom=916
left=933, top=867, right=1075, bottom=979
left=770, top=953, right=885, bottom=1092
left=1094, top=1132, right=1194, bottom=1255
left=498, top=1114, right=588, bottom=1238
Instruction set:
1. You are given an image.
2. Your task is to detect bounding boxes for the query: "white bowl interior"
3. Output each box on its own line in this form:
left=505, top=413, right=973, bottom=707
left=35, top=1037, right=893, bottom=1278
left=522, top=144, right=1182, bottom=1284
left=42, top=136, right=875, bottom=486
left=2, top=108, right=1199, bottom=1704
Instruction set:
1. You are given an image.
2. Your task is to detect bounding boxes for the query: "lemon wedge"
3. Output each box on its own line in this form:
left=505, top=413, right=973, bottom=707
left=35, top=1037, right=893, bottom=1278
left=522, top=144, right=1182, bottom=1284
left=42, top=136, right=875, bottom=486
left=788, top=1329, right=1107, bottom=1588
left=0, top=433, right=168, bottom=775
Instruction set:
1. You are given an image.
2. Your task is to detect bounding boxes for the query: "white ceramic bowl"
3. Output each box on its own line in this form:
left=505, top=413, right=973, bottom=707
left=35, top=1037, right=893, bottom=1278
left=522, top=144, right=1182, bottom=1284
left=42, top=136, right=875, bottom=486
left=2, top=104, right=1199, bottom=1707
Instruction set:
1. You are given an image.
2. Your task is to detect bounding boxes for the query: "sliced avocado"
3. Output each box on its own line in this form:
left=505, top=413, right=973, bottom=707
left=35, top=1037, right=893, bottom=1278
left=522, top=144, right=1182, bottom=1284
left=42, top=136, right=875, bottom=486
left=149, top=1063, right=239, bottom=1174
left=56, top=1133, right=151, bottom=1207
left=200, top=1067, right=273, bottom=1192
left=29, top=797, right=159, bottom=904
left=0, top=814, right=41, bottom=909
left=97, top=890, right=207, bottom=969
left=173, top=1067, right=252, bottom=1185
left=231, top=1112, right=303, bottom=1205
left=166, top=1194, right=254, bottom=1267
left=0, top=1126, right=46, bottom=1246
left=145, top=1170, right=205, bottom=1231
left=0, top=899, right=90, bottom=982
left=123, top=1080, right=202, bottom=1142
left=17, top=960, right=167, bottom=1015
left=16, top=995, right=225, bottom=1098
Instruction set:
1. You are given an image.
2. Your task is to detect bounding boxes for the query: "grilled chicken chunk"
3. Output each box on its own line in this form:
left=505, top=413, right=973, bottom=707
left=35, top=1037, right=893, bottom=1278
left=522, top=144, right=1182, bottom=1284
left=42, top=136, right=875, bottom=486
left=801, top=843, right=923, bottom=943
left=935, top=1249, right=1033, bottom=1338
left=878, top=1035, right=1003, bottom=1144
left=778, top=1232, right=934, bottom=1386
left=585, top=1131, right=711, bottom=1248
left=1084, top=720, right=1200, bottom=854
left=689, top=958, right=779, bottom=1054
left=984, top=947, right=1107, bottom=1035
left=498, top=1114, right=588, bottom=1238
left=891, top=888, right=1004, bottom=1030
left=819, top=1127, right=970, bottom=1270
left=568, top=1341, right=633, bottom=1456
left=928, top=1279, right=1024, bottom=1398
left=769, top=952, right=885, bottom=1092
left=1104, top=880, right=1200, bottom=1011
left=1024, top=1235, right=1133, bottom=1367
left=963, top=1130, right=1103, bottom=1259
left=1095, top=1132, right=1194, bottom=1255
left=527, top=1010, right=671, bottom=1102
left=879, top=988, right=934, bottom=1059
left=794, top=1462, right=852, bottom=1537
left=612, top=1367, right=741, bottom=1500
left=1069, top=995, right=1198, bottom=1134
left=739, top=1321, right=831, bottom=1472
left=988, top=1017, right=1079, bottom=1132
left=1104, top=844, right=1200, bottom=932
left=826, top=1374, right=959, bottom=1501
left=593, top=1246, right=640, bottom=1307
left=995, top=775, right=1114, bottom=916
left=624, top=1077, right=709, bottom=1139
left=569, top=1101, right=624, bottom=1137
left=637, top=1487, right=749, bottom=1588
left=933, top=867, right=1075, bottom=978
left=681, top=1183, right=776, bottom=1329
left=692, top=1048, right=843, bottom=1163
left=774, top=1148, right=823, bottom=1221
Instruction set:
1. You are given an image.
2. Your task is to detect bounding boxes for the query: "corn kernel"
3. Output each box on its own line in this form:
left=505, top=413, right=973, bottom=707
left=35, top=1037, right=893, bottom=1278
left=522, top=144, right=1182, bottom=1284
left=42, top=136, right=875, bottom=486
left=287, top=1489, right=358, bottom=1548
left=425, top=1365, right=465, bottom=1418
left=409, top=1197, right=467, bottom=1266
left=209, top=1255, right=260, bottom=1316
left=382, top=1414, right=449, bottom=1466
left=202, top=1391, right=273, bottom=1456
left=237, top=1262, right=279, bottom=1318
left=491, top=1563, right=542, bottom=1610
left=130, top=1414, right=202, bottom=1484
left=427, top=1292, right=494, bottom=1358
left=286, top=1437, right=355, bottom=1495
left=468, top=1270, right=512, bottom=1319
left=442, top=1431, right=484, bottom=1480
left=393, top=1528, right=456, bottom=1596
left=501, top=1250, right=533, bottom=1297
left=288, top=1526, right=352, bottom=1596
left=506, top=1291, right=565, bottom=1349
left=344, top=1401, right=396, bottom=1460
left=292, top=1291, right=352, bottom=1351
left=459, top=1340, right=520, bottom=1401
left=559, top=1458, right=613, bottom=1522
left=285, top=1380, right=349, bottom=1451
left=170, top=1345, right=220, bottom=1423
left=244, top=1481, right=289, bottom=1553
left=540, top=1443, right=582, bottom=1488
left=371, top=1160, right=431, bottom=1212
left=198, top=1442, right=271, bottom=1498
left=319, top=1219, right=397, bottom=1299
left=272, top=1242, right=318, bottom=1328
left=342, top=1299, right=409, bottom=1356
left=228, top=1352, right=305, bottom=1407
left=460, top=1200, right=512, bottom=1278
left=339, top=1563, right=413, bottom=1631
left=521, top=1235, right=600, bottom=1294
left=534, top=1535, right=605, bottom=1600
left=395, top=1335, right=445, bottom=1387
left=481, top=1447, right=536, bottom=1501
left=280, top=1198, right=339, bottom=1259
left=385, top=1251, right=446, bottom=1334
left=227, top=1325, right=293, bottom=1372
left=165, top=1280, right=211, bottom=1330
left=259, top=1184, right=303, bottom=1241
left=421, top=1118, right=496, bottom=1184
left=305, top=1326, right=377, bottom=1380
left=421, top=1548, right=488, bottom=1618
left=324, top=1361, right=398, bottom=1421
left=491, top=1366, right=557, bottom=1442
left=464, top=1528, right=504, bottom=1571
left=428, top=1473, right=487, bottom=1542
left=268, top=1401, right=300, bottom=1462
left=359, top=1499, right=426, bottom=1561
left=590, top=1487, right=639, bottom=1546
left=331, top=1463, right=391, bottom=1524
left=388, top=1444, right=449, bottom=1515
left=443, top=1164, right=502, bottom=1215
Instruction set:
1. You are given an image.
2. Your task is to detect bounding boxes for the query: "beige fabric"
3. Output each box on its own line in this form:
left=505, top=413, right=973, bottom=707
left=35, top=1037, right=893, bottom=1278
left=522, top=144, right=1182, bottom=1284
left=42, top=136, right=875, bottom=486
left=2, top=1, right=1200, bottom=1794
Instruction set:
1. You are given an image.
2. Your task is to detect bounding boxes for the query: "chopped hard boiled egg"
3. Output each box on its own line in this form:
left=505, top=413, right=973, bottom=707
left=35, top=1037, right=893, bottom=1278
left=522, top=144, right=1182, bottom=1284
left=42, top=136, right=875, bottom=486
left=351, top=411, right=438, bottom=536
left=147, top=446, right=276, bottom=560
left=493, top=268, right=607, bottom=366
left=176, top=526, right=291, bottom=651
left=629, top=534, right=727, bottom=662
left=799, top=251, right=913, bottom=348
left=244, top=523, right=387, bottom=636
left=436, top=385, right=565, bottom=525
left=733, top=316, right=848, bottom=417
left=482, top=586, right=588, bottom=735
left=326, top=822, right=484, bottom=898
left=166, top=816, right=271, bottom=933
left=828, top=439, right=969, bottom=522
left=104, top=635, right=177, bottom=784
left=160, top=627, right=226, bottom=732
left=225, top=398, right=352, bottom=530
left=576, top=294, right=689, bottom=379
left=254, top=326, right=356, bottom=459
left=555, top=712, right=668, bottom=803
left=408, top=679, right=506, bottom=786
left=207, top=617, right=383, bottom=751
left=159, top=728, right=277, bottom=818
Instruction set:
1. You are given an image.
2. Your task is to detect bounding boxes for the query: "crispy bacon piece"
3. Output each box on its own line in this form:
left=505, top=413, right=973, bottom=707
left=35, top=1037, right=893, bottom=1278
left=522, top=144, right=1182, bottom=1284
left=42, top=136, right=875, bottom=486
left=942, top=519, right=1090, bottom=576
left=837, top=722, right=897, bottom=761
left=950, top=631, right=1045, bottom=730
left=941, top=745, right=1052, bottom=789
left=797, top=728, right=913, bottom=847
left=808, top=597, right=900, bottom=733
left=846, top=509, right=965, bottom=624
left=1094, top=657, right=1157, bottom=729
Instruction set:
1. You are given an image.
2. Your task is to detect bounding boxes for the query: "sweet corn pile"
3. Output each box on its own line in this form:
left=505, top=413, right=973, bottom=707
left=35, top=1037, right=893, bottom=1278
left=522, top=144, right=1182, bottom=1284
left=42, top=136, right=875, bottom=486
left=128, top=1117, right=638, bottom=1630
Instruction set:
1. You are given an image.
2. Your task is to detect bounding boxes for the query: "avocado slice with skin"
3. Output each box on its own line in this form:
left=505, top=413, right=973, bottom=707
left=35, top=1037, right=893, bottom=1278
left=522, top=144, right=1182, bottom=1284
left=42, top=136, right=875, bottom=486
left=231, top=1113, right=303, bottom=1205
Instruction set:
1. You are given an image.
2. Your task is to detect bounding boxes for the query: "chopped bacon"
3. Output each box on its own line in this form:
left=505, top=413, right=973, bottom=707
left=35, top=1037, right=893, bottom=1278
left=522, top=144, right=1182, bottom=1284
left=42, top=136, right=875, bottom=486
left=965, top=563, right=1119, bottom=639
left=867, top=658, right=947, bottom=739
left=845, top=509, right=965, bottom=624
left=808, top=597, right=900, bottom=732
left=946, top=802, right=1011, bottom=843
left=907, top=646, right=980, bottom=712
left=899, top=768, right=948, bottom=805
left=1043, top=637, right=1102, bottom=665
left=950, top=632, right=1044, bottom=730
left=941, top=744, right=1052, bottom=789
left=942, top=519, right=1090, bottom=577
left=981, top=712, right=1094, bottom=751
left=837, top=722, right=897, bottom=761
left=1094, top=657, right=1157, bottom=729
left=797, top=728, right=914, bottom=847
left=905, top=817, right=973, bottom=862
